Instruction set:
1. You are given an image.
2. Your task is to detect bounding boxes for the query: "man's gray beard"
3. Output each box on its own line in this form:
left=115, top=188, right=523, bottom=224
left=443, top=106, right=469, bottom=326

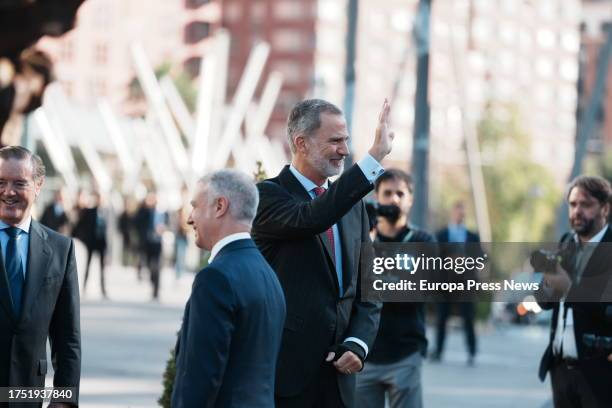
left=307, top=155, right=344, bottom=179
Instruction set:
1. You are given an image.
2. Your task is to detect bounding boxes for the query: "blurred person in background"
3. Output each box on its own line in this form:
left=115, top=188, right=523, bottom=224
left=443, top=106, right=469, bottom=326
left=135, top=192, right=166, bottom=300
left=118, top=195, right=137, bottom=267
left=39, top=188, right=70, bottom=234
left=536, top=175, right=612, bottom=408
left=364, top=202, right=378, bottom=242
left=173, top=187, right=190, bottom=281
left=432, top=200, right=481, bottom=365
left=355, top=169, right=434, bottom=408
left=73, top=190, right=108, bottom=299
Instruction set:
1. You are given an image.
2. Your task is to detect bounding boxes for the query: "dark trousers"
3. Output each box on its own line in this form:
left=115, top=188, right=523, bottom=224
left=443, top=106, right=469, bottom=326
left=275, top=363, right=344, bottom=408
left=145, top=241, right=162, bottom=299
left=435, top=302, right=476, bottom=356
left=83, top=246, right=106, bottom=296
left=550, top=358, right=612, bottom=408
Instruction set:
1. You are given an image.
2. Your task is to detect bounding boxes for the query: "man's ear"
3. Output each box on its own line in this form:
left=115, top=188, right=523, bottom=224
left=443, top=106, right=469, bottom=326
left=215, top=196, right=230, bottom=218
left=34, top=177, right=44, bottom=197
left=294, top=134, right=308, bottom=154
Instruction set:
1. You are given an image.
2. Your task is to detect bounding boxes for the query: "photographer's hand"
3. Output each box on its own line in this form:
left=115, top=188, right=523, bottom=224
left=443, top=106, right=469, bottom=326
left=542, top=263, right=572, bottom=297
left=608, top=353, right=612, bottom=363
left=368, top=99, right=395, bottom=162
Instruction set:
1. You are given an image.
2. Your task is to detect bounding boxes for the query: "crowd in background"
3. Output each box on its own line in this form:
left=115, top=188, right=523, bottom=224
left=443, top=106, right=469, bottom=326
left=36, top=187, right=194, bottom=301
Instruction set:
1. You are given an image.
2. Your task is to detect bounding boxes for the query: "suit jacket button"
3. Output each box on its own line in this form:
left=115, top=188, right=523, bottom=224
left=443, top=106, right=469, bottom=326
left=328, top=324, right=335, bottom=332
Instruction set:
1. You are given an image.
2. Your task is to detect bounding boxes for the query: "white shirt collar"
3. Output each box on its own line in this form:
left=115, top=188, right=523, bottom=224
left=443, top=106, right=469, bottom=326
left=0, top=216, right=32, bottom=234
left=208, top=232, right=251, bottom=263
left=289, top=165, right=329, bottom=193
left=574, top=224, right=609, bottom=244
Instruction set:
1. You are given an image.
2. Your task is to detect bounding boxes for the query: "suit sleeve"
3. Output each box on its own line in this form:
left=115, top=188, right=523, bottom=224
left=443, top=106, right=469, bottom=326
left=343, top=201, right=382, bottom=357
left=172, top=268, right=235, bottom=408
left=253, top=164, right=373, bottom=240
left=49, top=239, right=81, bottom=402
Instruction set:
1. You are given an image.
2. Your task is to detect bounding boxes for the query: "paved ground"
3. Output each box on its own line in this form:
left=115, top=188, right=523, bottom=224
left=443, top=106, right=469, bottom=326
left=45, top=244, right=555, bottom=407
left=47, top=243, right=194, bottom=408
left=422, top=322, right=553, bottom=408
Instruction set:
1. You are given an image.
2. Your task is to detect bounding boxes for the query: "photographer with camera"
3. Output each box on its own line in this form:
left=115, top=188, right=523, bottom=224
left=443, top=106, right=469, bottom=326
left=355, top=169, right=435, bottom=408
left=536, top=175, right=612, bottom=408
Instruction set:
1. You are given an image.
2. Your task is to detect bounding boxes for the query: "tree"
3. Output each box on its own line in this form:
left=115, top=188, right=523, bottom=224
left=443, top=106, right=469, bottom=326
left=158, top=347, right=176, bottom=408
left=477, top=104, right=559, bottom=242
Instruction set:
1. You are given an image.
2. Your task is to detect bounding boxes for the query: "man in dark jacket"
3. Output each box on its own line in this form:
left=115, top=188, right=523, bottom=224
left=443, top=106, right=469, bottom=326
left=536, top=175, right=612, bottom=408
left=134, top=192, right=166, bottom=300
left=355, top=169, right=434, bottom=408
left=252, top=98, right=394, bottom=407
left=73, top=191, right=108, bottom=298
left=39, top=189, right=69, bottom=234
left=0, top=146, right=80, bottom=408
left=172, top=170, right=285, bottom=407
left=432, top=200, right=481, bottom=365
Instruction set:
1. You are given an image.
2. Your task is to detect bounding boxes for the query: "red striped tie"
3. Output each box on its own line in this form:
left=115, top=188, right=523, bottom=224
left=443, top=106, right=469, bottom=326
left=313, top=186, right=335, bottom=259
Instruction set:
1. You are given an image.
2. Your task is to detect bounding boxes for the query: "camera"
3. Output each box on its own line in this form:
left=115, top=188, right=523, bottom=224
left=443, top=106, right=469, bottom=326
left=529, top=242, right=574, bottom=273
left=582, top=334, right=612, bottom=357
left=530, top=250, right=562, bottom=273
left=582, top=306, right=612, bottom=359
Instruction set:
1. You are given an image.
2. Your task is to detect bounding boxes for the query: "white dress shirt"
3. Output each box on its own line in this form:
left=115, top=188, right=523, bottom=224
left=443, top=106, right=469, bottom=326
left=208, top=232, right=252, bottom=264
left=288, top=154, right=385, bottom=358
left=0, top=217, right=32, bottom=278
left=553, top=224, right=609, bottom=358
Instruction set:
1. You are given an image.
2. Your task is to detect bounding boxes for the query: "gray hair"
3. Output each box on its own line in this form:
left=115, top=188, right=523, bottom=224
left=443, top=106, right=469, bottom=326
left=287, top=99, right=342, bottom=153
left=0, top=145, right=46, bottom=181
left=199, top=169, right=259, bottom=225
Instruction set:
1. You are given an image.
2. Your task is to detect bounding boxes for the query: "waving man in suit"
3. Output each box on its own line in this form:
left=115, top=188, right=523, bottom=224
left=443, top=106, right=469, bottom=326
left=253, top=99, right=394, bottom=407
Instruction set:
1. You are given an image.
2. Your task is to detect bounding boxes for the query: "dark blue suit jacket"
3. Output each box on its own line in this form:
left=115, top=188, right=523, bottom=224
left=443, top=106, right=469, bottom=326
left=435, top=226, right=480, bottom=244
left=172, top=238, right=286, bottom=407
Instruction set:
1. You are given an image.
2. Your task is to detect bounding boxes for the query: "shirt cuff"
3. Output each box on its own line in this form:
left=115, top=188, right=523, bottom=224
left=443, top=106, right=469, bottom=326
left=344, top=337, right=368, bottom=357
left=357, top=154, right=385, bottom=184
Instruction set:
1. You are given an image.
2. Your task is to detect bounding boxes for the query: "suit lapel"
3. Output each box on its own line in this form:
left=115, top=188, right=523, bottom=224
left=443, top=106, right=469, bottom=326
left=338, top=206, right=361, bottom=293
left=582, top=226, right=612, bottom=279
left=19, top=221, right=51, bottom=324
left=278, top=166, right=338, bottom=291
left=337, top=212, right=356, bottom=294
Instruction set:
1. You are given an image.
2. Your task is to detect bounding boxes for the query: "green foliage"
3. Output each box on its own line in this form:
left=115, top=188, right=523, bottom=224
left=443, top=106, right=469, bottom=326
left=158, top=347, right=176, bottom=407
left=254, top=160, right=268, bottom=182
left=600, top=149, right=612, bottom=183
left=477, top=104, right=559, bottom=242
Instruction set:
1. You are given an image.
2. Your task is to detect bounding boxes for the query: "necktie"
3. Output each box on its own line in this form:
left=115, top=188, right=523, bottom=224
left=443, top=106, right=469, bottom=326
left=5, top=227, right=24, bottom=316
left=312, top=187, right=335, bottom=259
left=313, top=186, right=343, bottom=295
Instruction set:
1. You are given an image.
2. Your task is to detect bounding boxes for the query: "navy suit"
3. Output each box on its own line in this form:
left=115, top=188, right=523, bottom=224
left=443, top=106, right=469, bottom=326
left=0, top=221, right=81, bottom=408
left=172, top=238, right=286, bottom=408
left=433, top=226, right=481, bottom=359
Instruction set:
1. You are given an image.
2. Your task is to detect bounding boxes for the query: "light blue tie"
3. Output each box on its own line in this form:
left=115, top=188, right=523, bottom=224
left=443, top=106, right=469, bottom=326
left=5, top=227, right=24, bottom=316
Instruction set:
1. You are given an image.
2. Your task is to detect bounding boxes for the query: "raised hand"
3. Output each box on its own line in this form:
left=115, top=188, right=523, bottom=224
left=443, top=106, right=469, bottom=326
left=368, top=98, right=395, bottom=162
